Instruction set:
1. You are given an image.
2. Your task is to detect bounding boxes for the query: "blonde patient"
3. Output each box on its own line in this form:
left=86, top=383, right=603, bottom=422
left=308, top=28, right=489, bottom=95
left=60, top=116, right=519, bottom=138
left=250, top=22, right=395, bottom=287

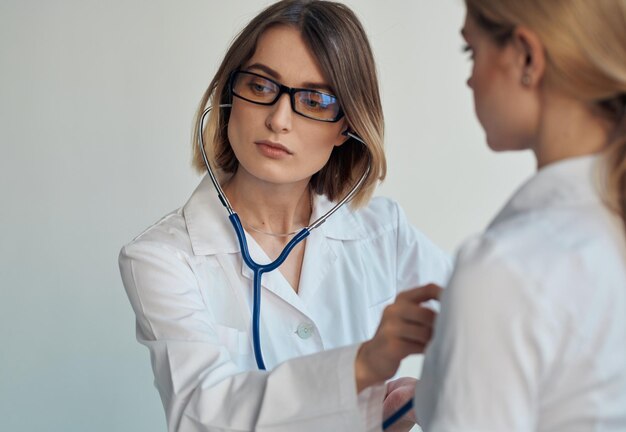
left=415, top=0, right=626, bottom=431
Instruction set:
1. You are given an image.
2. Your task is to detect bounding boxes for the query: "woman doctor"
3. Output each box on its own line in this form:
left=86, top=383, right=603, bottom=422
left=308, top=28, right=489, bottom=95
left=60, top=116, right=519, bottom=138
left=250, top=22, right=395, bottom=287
left=414, top=0, right=626, bottom=430
left=119, top=1, right=450, bottom=431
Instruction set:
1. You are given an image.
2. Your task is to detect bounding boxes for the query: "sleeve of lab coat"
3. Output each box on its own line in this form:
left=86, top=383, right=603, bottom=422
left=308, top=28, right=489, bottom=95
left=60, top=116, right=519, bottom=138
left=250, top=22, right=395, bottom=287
left=413, top=237, right=563, bottom=432
left=119, top=240, right=383, bottom=432
left=394, top=202, right=453, bottom=291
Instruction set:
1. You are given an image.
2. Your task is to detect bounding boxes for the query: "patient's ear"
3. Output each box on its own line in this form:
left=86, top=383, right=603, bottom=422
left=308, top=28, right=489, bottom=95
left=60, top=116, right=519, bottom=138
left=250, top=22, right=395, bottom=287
left=511, top=26, right=546, bottom=88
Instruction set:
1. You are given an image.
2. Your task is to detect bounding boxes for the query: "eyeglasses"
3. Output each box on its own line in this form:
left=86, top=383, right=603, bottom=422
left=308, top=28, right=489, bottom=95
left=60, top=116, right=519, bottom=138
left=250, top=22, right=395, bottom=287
left=229, top=70, right=344, bottom=123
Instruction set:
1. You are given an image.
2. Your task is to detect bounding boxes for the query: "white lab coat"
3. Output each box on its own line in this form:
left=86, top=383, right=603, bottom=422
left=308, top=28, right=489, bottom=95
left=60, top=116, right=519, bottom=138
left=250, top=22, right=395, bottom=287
left=119, top=175, right=452, bottom=432
left=415, top=154, right=626, bottom=431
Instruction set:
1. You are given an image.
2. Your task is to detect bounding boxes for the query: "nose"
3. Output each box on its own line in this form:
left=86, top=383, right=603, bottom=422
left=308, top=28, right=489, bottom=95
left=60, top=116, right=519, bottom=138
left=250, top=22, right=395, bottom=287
left=266, top=93, right=293, bottom=133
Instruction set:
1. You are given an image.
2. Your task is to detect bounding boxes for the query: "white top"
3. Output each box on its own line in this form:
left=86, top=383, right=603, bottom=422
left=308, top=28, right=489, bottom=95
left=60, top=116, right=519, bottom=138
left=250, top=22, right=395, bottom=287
left=415, top=155, right=626, bottom=432
left=119, top=175, right=452, bottom=432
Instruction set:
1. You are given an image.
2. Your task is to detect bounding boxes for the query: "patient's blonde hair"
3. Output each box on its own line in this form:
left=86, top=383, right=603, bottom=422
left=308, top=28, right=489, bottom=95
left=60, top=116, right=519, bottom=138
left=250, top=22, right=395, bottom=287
left=192, top=0, right=385, bottom=208
left=466, top=0, right=626, bottom=231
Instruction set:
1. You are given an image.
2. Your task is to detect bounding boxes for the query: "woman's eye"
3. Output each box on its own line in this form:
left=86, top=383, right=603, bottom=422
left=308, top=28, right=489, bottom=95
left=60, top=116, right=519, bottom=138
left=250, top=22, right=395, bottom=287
left=303, top=98, right=320, bottom=108
left=300, top=92, right=336, bottom=112
left=249, top=81, right=272, bottom=93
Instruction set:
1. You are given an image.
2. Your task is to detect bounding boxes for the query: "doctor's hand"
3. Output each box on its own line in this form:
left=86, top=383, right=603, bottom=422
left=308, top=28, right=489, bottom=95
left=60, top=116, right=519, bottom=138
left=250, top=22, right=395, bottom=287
left=383, top=377, right=417, bottom=432
left=355, top=284, right=441, bottom=393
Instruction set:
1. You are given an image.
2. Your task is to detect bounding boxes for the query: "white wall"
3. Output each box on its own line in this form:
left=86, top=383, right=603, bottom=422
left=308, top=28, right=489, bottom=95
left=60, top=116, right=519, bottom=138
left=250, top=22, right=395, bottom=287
left=0, top=1, right=533, bottom=431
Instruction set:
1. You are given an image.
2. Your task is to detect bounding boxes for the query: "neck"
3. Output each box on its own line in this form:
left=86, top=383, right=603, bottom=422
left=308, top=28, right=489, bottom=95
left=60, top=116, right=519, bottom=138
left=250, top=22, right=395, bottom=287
left=533, top=91, right=614, bottom=169
left=223, top=169, right=312, bottom=236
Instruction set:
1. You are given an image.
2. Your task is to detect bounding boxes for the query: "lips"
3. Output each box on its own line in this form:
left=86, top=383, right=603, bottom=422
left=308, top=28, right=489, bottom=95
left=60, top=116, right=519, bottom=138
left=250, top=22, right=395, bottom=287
left=254, top=140, right=293, bottom=155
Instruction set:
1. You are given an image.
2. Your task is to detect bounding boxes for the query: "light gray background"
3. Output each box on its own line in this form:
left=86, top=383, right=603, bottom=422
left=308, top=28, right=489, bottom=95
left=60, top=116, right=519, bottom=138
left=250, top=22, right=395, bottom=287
left=0, top=1, right=533, bottom=431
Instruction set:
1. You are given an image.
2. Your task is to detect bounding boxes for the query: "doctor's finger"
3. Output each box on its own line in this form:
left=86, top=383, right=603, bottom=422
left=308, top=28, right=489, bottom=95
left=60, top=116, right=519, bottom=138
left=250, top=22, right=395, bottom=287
left=394, top=321, right=433, bottom=345
left=400, top=325, right=433, bottom=345
left=383, top=335, right=427, bottom=357
left=392, top=302, right=437, bottom=326
left=396, top=284, right=443, bottom=304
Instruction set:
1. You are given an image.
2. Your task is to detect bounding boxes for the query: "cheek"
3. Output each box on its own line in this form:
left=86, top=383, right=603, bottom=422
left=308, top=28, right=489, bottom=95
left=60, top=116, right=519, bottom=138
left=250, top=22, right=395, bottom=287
left=470, top=59, right=507, bottom=125
left=479, top=90, right=536, bottom=151
left=469, top=58, right=495, bottom=100
left=470, top=71, right=492, bottom=126
left=469, top=68, right=510, bottom=148
left=226, top=103, right=257, bottom=152
left=300, top=122, right=342, bottom=151
left=292, top=126, right=341, bottom=175
left=302, top=136, right=336, bottom=168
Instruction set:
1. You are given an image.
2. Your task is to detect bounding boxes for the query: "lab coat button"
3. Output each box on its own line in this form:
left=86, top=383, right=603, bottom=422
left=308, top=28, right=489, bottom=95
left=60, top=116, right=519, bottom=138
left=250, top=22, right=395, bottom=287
left=296, top=323, right=314, bottom=339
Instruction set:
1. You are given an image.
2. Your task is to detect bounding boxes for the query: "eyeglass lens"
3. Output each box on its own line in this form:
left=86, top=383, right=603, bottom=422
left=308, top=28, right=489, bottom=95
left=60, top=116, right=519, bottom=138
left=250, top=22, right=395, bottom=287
left=231, top=71, right=342, bottom=122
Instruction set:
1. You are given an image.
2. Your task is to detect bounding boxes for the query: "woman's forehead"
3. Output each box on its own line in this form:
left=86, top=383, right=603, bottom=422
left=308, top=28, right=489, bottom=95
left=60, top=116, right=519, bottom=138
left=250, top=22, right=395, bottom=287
left=244, top=25, right=329, bottom=88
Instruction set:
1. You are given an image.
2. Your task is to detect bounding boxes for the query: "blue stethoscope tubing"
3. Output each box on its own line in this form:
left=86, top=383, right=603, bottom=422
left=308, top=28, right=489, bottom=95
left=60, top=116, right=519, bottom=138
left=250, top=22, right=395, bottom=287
left=198, top=105, right=409, bottom=429
left=230, top=212, right=310, bottom=370
left=198, top=105, right=370, bottom=369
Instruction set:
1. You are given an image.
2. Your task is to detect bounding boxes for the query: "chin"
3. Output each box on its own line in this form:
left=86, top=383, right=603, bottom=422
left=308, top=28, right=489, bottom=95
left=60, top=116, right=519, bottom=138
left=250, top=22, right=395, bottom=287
left=485, top=138, right=509, bottom=152
left=485, top=133, right=529, bottom=153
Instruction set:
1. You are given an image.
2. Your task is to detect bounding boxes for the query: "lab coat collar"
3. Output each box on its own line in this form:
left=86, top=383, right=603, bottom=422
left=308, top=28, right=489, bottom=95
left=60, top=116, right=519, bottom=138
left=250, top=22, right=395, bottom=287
left=489, top=154, right=604, bottom=229
left=310, top=192, right=369, bottom=241
left=183, top=174, right=367, bottom=257
left=183, top=175, right=241, bottom=256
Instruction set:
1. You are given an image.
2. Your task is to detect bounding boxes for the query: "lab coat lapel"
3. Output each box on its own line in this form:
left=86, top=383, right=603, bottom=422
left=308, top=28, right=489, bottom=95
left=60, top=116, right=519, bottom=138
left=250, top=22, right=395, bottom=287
left=297, top=228, right=337, bottom=304
left=183, top=174, right=241, bottom=256
left=237, top=191, right=363, bottom=314
left=298, top=193, right=363, bottom=303
left=239, top=232, right=310, bottom=314
left=185, top=175, right=309, bottom=314
left=184, top=177, right=364, bottom=316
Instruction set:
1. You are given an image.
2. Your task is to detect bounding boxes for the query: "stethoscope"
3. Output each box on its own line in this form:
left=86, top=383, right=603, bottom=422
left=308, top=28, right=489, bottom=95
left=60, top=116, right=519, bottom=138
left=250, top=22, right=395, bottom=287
left=198, top=105, right=411, bottom=430
left=198, top=105, right=370, bottom=370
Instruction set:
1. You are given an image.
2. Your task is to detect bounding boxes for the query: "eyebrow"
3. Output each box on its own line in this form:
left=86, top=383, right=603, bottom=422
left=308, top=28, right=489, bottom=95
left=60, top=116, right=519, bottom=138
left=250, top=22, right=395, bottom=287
left=245, top=63, right=334, bottom=93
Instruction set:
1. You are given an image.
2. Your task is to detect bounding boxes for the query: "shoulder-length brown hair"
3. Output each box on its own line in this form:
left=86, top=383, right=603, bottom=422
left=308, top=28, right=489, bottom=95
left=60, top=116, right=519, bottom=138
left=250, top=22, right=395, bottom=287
left=192, top=0, right=385, bottom=208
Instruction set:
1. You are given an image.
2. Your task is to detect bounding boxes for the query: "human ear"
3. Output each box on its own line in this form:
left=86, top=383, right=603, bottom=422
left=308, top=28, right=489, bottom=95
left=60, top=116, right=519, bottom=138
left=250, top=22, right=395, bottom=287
left=335, top=120, right=351, bottom=147
left=512, top=26, right=546, bottom=88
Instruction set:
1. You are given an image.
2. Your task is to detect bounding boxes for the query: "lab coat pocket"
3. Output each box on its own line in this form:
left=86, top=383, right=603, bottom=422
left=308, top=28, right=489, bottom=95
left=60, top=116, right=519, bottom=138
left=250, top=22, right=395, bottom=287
left=367, top=296, right=394, bottom=336
left=214, top=324, right=251, bottom=358
left=368, top=295, right=394, bottom=310
left=363, top=263, right=395, bottom=309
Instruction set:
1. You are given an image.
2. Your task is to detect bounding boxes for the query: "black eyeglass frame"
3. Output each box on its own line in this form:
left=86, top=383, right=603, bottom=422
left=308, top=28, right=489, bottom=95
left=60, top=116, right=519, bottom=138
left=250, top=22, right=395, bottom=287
left=228, top=70, right=345, bottom=123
